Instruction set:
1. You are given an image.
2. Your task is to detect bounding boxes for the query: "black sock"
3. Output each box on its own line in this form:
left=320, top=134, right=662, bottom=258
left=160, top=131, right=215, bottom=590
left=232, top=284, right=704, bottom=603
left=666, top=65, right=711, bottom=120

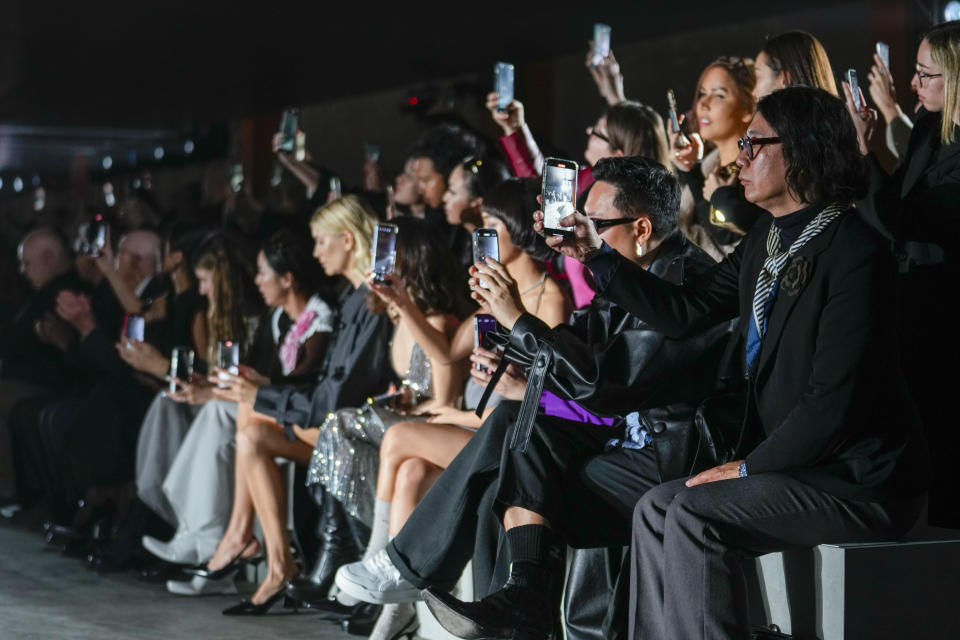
left=506, top=524, right=552, bottom=565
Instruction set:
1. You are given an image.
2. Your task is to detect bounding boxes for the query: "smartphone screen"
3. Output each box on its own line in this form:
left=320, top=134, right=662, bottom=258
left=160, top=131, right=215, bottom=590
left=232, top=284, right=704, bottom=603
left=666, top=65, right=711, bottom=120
left=125, top=315, right=145, bottom=342
left=592, top=24, right=612, bottom=66
left=474, top=313, right=498, bottom=371
left=216, top=340, right=240, bottom=388
left=169, top=346, right=195, bottom=393
left=876, top=42, right=890, bottom=71
left=329, top=176, right=342, bottom=199
left=495, top=62, right=515, bottom=112
left=472, top=228, right=500, bottom=289
left=279, top=108, right=299, bottom=152
left=542, top=158, right=579, bottom=234
left=372, top=223, right=399, bottom=283
left=846, top=69, right=862, bottom=111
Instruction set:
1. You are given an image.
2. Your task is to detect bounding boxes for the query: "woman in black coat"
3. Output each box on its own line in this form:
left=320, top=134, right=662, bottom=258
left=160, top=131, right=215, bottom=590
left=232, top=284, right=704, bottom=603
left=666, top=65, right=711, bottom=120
left=848, top=21, right=960, bottom=528
left=542, top=86, right=929, bottom=640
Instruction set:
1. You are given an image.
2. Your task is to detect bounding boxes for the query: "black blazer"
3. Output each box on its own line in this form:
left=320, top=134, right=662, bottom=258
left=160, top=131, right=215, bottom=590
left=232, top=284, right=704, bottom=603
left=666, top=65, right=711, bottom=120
left=598, top=208, right=930, bottom=501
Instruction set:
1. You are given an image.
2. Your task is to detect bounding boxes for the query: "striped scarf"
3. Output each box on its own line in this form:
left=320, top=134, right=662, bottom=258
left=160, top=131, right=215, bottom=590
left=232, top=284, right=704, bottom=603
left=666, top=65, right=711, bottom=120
left=751, top=203, right=845, bottom=338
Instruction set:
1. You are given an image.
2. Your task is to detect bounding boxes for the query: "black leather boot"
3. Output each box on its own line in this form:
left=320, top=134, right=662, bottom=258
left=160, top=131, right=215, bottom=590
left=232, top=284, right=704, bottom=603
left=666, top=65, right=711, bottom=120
left=423, top=550, right=565, bottom=640
left=286, top=487, right=363, bottom=608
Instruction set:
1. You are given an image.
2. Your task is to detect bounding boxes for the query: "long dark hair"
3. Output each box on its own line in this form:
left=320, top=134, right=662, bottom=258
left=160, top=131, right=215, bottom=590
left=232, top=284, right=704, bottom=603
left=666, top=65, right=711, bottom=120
left=456, top=156, right=510, bottom=199
left=757, top=86, right=867, bottom=205
left=760, top=30, right=838, bottom=96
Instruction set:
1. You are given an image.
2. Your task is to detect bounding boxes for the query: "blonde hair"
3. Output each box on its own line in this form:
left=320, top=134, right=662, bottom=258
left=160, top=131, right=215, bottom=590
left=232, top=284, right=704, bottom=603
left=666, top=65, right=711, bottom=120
left=193, top=236, right=249, bottom=364
left=310, top=195, right=376, bottom=282
left=926, top=21, right=960, bottom=144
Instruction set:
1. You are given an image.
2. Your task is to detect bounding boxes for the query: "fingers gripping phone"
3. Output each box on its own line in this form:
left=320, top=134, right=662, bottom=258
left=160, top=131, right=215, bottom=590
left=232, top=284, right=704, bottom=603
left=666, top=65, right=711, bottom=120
left=494, top=62, right=515, bottom=112
left=472, top=228, right=499, bottom=289
left=474, top=313, right=499, bottom=372
left=542, top=158, right=579, bottom=235
left=372, top=223, right=399, bottom=284
left=845, top=69, right=862, bottom=111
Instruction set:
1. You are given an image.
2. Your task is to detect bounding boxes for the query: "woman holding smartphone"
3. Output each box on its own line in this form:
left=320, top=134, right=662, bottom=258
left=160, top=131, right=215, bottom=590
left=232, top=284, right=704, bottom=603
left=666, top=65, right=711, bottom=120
left=135, top=229, right=332, bottom=571
left=846, top=20, right=960, bottom=528
left=333, top=178, right=569, bottom=640
left=670, top=56, right=766, bottom=260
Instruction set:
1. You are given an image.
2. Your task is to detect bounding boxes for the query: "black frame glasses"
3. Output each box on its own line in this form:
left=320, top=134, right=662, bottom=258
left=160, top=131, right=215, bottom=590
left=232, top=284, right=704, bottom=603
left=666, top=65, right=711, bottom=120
left=914, top=67, right=943, bottom=88
left=590, top=216, right=638, bottom=232
left=737, top=136, right=782, bottom=161
left=586, top=126, right=610, bottom=144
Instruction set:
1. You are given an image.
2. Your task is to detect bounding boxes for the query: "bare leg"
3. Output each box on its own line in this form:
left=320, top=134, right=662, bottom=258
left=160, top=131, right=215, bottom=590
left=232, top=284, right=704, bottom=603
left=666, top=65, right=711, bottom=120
left=205, top=403, right=259, bottom=571
left=390, top=457, right=444, bottom=535
left=236, top=413, right=313, bottom=604
left=377, top=421, right=474, bottom=501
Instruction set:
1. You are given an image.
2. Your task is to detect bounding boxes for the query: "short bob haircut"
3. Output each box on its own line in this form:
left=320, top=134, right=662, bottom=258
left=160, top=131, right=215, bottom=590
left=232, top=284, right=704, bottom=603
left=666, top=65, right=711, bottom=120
left=481, top=177, right=553, bottom=262
left=756, top=86, right=868, bottom=205
left=760, top=30, right=838, bottom=97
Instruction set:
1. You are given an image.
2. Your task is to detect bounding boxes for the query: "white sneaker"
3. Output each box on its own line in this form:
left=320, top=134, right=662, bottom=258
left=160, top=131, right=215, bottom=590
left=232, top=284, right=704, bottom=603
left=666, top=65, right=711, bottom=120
left=166, top=574, right=238, bottom=596
left=334, top=549, right=421, bottom=604
left=143, top=531, right=200, bottom=565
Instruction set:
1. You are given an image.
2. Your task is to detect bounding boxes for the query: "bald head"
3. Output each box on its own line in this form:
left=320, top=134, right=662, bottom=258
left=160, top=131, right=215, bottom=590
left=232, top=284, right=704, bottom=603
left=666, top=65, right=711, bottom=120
left=19, top=229, right=71, bottom=290
left=116, top=230, right=162, bottom=289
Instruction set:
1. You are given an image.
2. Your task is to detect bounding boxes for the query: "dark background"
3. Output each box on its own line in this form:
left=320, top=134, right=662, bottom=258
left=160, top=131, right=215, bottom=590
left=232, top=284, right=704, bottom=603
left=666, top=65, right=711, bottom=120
left=0, top=1, right=943, bottom=188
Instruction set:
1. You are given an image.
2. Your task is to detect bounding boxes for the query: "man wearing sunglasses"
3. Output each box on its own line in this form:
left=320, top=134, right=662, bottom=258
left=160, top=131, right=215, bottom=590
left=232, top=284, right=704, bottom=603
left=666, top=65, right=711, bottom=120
left=336, top=156, right=735, bottom=640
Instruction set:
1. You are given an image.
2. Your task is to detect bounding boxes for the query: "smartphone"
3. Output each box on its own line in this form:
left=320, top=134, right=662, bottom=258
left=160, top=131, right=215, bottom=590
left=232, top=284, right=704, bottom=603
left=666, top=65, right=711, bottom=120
left=845, top=69, right=862, bottom=111
left=230, top=163, right=243, bottom=193
left=472, top=228, right=500, bottom=289
left=279, top=108, right=299, bottom=152
left=541, top=158, right=579, bottom=235
left=168, top=346, right=195, bottom=393
left=592, top=24, right=612, bottom=66
left=494, top=62, right=515, bottom=112
left=473, top=314, right=498, bottom=372
left=371, top=222, right=399, bottom=283
left=876, top=41, right=890, bottom=71
left=329, top=176, right=342, bottom=199
left=216, top=340, right=240, bottom=388
left=666, top=89, right=692, bottom=148
left=124, top=315, right=145, bottom=342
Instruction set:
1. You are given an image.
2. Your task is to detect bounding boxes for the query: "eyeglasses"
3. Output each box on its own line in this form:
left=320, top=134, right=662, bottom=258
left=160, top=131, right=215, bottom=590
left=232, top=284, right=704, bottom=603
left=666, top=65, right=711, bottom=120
left=586, top=126, right=610, bottom=144
left=737, top=136, right=782, bottom=161
left=914, top=67, right=943, bottom=88
left=590, top=216, right=638, bottom=232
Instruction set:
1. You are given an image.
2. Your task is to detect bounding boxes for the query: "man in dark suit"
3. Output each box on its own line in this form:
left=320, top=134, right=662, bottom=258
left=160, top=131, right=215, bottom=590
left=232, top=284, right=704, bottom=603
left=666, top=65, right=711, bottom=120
left=543, top=87, right=929, bottom=640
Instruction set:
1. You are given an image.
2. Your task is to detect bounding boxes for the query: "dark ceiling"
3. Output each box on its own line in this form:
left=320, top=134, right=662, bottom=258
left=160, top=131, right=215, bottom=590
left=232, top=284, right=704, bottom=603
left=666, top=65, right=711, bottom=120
left=0, top=0, right=877, bottom=175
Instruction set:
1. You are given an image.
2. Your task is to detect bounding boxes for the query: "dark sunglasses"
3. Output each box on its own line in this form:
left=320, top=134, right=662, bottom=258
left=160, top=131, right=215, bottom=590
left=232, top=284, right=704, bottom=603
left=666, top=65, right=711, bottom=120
left=590, top=216, right=638, bottom=231
left=737, top=136, right=781, bottom=161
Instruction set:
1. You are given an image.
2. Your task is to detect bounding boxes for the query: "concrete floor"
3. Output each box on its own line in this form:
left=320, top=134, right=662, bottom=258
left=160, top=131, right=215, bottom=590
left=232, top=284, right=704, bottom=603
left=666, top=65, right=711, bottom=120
left=0, top=524, right=353, bottom=640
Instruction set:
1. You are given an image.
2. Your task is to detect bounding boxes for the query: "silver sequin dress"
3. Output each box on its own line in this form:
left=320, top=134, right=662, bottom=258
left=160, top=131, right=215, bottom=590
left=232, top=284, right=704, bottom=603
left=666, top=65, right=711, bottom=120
left=305, top=342, right=433, bottom=526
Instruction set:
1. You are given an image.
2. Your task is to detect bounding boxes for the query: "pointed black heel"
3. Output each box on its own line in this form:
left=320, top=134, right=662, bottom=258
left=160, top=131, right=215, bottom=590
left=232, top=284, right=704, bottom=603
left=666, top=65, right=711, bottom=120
left=185, top=539, right=263, bottom=581
left=221, top=584, right=297, bottom=616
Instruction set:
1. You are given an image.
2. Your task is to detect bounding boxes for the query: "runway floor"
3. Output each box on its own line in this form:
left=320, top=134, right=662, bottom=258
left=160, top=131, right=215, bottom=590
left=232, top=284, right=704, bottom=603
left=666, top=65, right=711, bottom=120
left=0, top=523, right=355, bottom=639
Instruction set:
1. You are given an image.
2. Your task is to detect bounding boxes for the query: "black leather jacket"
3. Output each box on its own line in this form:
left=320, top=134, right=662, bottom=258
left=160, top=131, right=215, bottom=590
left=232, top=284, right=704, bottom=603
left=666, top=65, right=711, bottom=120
left=487, top=230, right=736, bottom=479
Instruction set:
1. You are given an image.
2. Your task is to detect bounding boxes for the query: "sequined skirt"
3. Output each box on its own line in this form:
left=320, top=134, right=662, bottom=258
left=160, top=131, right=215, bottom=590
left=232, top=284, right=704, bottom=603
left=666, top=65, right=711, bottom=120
left=305, top=404, right=419, bottom=526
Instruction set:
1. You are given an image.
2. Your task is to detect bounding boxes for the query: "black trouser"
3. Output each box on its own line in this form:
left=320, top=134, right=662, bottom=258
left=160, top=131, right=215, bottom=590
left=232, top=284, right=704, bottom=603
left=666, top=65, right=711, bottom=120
left=632, top=473, right=925, bottom=640
left=386, top=401, right=661, bottom=588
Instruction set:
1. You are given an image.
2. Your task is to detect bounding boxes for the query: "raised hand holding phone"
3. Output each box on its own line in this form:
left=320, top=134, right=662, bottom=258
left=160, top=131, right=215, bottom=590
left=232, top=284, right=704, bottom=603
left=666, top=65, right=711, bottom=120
left=533, top=205, right=603, bottom=263
left=469, top=258, right=525, bottom=330
left=494, top=62, right=515, bottom=112
left=841, top=77, right=878, bottom=155
left=485, top=91, right=525, bottom=136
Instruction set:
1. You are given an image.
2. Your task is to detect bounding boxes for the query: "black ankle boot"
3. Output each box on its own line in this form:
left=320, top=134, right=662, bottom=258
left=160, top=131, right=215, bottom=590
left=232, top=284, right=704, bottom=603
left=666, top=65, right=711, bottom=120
left=422, top=551, right=565, bottom=640
left=286, top=489, right=361, bottom=608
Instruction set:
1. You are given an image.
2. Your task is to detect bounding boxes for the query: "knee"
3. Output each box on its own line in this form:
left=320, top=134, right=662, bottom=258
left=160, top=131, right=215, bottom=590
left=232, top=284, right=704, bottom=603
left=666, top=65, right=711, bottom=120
left=380, top=421, right=414, bottom=463
left=235, top=421, right=270, bottom=455
left=395, top=457, right=432, bottom=491
left=633, top=482, right=678, bottom=534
